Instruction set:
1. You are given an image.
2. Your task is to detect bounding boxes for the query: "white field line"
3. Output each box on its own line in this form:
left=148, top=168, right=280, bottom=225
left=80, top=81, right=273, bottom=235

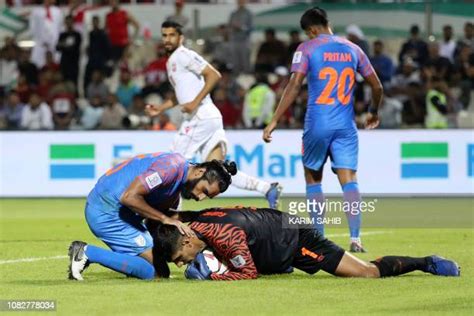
left=0, top=231, right=391, bottom=265
left=326, top=230, right=392, bottom=238
left=0, top=255, right=67, bottom=265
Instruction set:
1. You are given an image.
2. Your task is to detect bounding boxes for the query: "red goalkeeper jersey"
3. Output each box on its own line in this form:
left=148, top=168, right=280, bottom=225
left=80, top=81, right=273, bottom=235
left=189, top=207, right=299, bottom=281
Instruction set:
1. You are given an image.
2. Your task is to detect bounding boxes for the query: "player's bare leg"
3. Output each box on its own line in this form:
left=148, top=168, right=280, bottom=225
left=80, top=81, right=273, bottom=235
left=304, top=167, right=326, bottom=235
left=333, top=252, right=379, bottom=278
left=205, top=142, right=226, bottom=161
left=206, top=144, right=283, bottom=209
left=333, top=252, right=460, bottom=278
left=336, top=169, right=365, bottom=252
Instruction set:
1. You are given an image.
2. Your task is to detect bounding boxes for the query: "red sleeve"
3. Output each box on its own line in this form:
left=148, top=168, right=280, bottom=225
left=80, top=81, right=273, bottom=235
left=190, top=222, right=258, bottom=281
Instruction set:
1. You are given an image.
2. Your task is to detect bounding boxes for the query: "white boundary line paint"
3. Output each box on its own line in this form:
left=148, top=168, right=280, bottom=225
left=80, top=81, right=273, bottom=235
left=0, top=231, right=392, bottom=265
left=0, top=255, right=67, bottom=265
left=326, top=231, right=392, bottom=238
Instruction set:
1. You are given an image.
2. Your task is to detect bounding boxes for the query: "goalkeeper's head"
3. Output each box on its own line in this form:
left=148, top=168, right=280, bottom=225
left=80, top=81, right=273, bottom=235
left=154, top=224, right=205, bottom=267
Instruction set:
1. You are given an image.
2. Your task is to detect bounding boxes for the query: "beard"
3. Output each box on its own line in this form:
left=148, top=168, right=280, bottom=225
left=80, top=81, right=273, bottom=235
left=164, top=43, right=178, bottom=54
left=181, top=178, right=200, bottom=200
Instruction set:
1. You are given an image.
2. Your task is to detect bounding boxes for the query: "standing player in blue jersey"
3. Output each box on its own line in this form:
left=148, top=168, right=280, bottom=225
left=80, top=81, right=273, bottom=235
left=67, top=152, right=237, bottom=280
left=263, top=7, right=383, bottom=252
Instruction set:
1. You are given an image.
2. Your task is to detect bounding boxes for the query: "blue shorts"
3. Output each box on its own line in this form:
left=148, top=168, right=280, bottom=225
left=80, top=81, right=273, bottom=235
left=302, top=127, right=358, bottom=172
left=85, top=197, right=153, bottom=256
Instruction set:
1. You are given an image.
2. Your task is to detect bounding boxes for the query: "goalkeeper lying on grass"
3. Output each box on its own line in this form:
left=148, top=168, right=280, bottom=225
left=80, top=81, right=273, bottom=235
left=154, top=206, right=460, bottom=281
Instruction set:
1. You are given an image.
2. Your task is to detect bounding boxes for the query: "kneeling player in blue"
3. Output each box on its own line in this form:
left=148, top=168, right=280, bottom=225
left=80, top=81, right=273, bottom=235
left=67, top=153, right=237, bottom=281
left=154, top=207, right=460, bottom=281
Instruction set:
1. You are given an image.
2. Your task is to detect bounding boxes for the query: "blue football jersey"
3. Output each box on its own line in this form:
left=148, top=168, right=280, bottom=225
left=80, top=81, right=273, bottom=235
left=291, top=34, right=374, bottom=130
left=89, top=152, right=188, bottom=213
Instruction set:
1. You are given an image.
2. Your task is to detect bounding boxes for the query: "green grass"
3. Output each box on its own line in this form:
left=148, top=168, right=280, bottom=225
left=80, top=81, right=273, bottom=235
left=0, top=198, right=473, bottom=315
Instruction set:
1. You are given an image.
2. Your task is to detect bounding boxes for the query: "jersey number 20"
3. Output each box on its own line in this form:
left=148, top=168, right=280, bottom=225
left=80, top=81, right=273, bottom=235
left=316, top=67, right=355, bottom=105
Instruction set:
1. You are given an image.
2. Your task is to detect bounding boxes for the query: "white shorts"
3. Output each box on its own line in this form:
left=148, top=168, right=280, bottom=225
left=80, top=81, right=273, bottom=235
left=170, top=116, right=228, bottom=161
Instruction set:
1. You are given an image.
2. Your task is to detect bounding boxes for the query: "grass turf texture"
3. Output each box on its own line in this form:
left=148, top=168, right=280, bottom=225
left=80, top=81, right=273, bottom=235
left=0, top=198, right=473, bottom=315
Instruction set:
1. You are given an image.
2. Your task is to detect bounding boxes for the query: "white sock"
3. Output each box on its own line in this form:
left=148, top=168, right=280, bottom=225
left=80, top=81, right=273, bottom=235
left=231, top=171, right=271, bottom=195
left=351, top=237, right=361, bottom=244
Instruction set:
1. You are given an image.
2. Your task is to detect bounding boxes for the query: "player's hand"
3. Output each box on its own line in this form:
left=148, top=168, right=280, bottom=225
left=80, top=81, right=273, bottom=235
left=145, top=104, right=162, bottom=118
left=163, top=218, right=196, bottom=237
left=181, top=100, right=199, bottom=114
left=262, top=120, right=277, bottom=143
left=365, top=113, right=380, bottom=129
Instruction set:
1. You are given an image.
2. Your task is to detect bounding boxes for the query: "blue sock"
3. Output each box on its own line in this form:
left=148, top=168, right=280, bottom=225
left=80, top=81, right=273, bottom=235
left=342, top=182, right=362, bottom=241
left=306, top=183, right=325, bottom=236
left=85, top=245, right=155, bottom=280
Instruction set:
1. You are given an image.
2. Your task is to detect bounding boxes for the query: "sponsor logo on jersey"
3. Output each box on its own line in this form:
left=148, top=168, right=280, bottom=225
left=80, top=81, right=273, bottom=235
left=134, top=235, right=146, bottom=247
left=230, top=255, right=246, bottom=268
left=292, top=51, right=302, bottom=64
left=145, top=172, right=162, bottom=189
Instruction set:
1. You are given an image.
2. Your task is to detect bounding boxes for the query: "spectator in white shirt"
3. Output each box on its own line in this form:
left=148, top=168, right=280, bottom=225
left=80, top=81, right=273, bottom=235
left=20, top=92, right=53, bottom=130
left=77, top=97, right=104, bottom=130
left=439, top=25, right=456, bottom=63
left=0, top=47, right=19, bottom=91
left=29, top=0, right=63, bottom=68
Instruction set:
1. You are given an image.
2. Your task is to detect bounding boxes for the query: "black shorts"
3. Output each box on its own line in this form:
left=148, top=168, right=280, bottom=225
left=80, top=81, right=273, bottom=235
left=292, top=229, right=345, bottom=275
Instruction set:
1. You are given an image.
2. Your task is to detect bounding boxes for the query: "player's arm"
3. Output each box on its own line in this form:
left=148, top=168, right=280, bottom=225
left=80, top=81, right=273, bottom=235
left=363, top=73, right=383, bottom=129
left=207, top=226, right=258, bottom=281
left=145, top=95, right=178, bottom=118
left=181, top=64, right=222, bottom=113
left=357, top=46, right=383, bottom=129
left=120, top=178, right=194, bottom=237
left=263, top=72, right=305, bottom=143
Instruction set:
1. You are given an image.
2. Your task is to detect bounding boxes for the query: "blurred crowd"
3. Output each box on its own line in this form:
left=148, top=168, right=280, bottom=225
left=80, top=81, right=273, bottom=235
left=0, top=0, right=473, bottom=131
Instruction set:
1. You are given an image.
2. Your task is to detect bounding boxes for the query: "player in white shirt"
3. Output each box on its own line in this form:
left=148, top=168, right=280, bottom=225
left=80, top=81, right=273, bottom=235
left=146, top=21, right=282, bottom=208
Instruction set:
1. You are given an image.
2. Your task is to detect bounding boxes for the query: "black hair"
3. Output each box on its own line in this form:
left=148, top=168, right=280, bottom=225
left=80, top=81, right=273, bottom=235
left=300, top=6, right=329, bottom=31
left=443, top=24, right=452, bottom=31
left=265, top=28, right=275, bottom=36
left=195, top=160, right=237, bottom=193
left=374, top=39, right=383, bottom=46
left=254, top=71, right=269, bottom=86
left=410, top=24, right=420, bottom=35
left=289, top=29, right=299, bottom=36
left=162, top=21, right=183, bottom=35
left=154, top=225, right=182, bottom=262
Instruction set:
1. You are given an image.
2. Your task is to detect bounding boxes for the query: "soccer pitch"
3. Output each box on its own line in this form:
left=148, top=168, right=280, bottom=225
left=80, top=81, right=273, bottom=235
left=0, top=198, right=473, bottom=315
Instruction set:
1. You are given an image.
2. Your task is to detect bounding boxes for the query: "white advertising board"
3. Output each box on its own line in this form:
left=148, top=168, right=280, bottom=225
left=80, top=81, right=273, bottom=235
left=0, top=130, right=473, bottom=197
